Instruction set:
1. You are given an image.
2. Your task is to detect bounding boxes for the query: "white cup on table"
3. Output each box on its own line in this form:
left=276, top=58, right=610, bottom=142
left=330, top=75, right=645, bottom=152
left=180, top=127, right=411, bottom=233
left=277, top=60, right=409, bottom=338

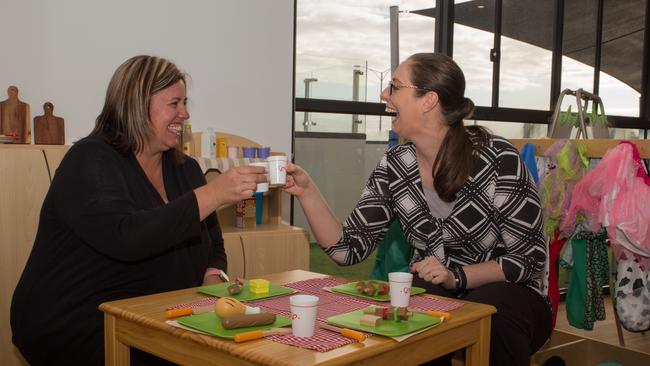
left=289, top=294, right=319, bottom=337
left=267, top=155, right=288, bottom=185
left=388, top=272, right=413, bottom=307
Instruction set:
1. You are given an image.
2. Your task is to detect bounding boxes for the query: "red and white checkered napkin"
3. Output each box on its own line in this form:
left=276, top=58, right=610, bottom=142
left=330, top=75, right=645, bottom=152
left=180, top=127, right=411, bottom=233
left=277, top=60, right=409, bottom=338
left=265, top=321, right=358, bottom=352
left=245, top=278, right=374, bottom=352
left=248, top=278, right=372, bottom=323
left=407, top=294, right=464, bottom=312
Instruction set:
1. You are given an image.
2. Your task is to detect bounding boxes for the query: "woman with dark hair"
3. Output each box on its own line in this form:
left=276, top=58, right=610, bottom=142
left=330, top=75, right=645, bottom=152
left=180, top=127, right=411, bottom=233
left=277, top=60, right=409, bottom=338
left=285, top=53, right=551, bottom=366
left=11, top=55, right=266, bottom=365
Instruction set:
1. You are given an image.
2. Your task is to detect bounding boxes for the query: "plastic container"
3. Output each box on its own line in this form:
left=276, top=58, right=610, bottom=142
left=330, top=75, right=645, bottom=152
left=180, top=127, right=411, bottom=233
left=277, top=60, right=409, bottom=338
left=216, top=137, right=228, bottom=158
left=242, top=147, right=256, bottom=158
left=227, top=146, right=239, bottom=158
left=257, top=147, right=271, bottom=159
left=201, top=128, right=216, bottom=158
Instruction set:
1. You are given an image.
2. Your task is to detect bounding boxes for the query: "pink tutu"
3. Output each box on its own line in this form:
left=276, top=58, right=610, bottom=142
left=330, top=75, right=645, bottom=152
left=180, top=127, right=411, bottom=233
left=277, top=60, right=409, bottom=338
left=563, top=143, right=650, bottom=258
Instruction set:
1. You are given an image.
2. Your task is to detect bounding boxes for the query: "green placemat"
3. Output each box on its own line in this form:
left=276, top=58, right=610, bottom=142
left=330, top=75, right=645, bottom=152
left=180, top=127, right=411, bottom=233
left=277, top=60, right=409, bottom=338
left=330, top=280, right=425, bottom=302
left=327, top=306, right=441, bottom=337
left=197, top=281, right=294, bottom=301
left=177, top=312, right=291, bottom=339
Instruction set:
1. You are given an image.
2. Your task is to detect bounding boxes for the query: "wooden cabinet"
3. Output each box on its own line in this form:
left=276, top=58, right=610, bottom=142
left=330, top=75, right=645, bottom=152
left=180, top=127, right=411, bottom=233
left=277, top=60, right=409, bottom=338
left=240, top=229, right=309, bottom=278
left=221, top=224, right=309, bottom=279
left=0, top=144, right=68, bottom=366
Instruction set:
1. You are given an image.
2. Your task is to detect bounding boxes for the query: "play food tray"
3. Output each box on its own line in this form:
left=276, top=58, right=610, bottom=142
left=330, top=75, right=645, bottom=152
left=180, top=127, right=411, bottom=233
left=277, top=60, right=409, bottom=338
left=330, top=280, right=426, bottom=301
left=177, top=312, right=291, bottom=339
left=327, top=306, right=441, bottom=337
left=198, top=281, right=294, bottom=301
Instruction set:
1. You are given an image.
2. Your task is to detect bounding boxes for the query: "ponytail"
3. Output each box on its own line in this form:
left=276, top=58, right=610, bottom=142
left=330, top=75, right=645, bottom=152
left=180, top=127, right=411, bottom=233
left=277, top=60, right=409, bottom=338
left=408, top=53, right=490, bottom=201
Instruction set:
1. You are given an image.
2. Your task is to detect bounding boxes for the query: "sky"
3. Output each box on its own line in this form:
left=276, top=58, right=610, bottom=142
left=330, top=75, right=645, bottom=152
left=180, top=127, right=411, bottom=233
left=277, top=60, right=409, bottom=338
left=295, top=0, right=641, bottom=139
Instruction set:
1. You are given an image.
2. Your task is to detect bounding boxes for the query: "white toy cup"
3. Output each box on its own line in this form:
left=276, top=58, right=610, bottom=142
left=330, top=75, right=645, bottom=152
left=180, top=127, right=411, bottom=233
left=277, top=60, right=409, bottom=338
left=289, top=294, right=319, bottom=337
left=388, top=272, right=413, bottom=307
left=267, top=155, right=288, bottom=185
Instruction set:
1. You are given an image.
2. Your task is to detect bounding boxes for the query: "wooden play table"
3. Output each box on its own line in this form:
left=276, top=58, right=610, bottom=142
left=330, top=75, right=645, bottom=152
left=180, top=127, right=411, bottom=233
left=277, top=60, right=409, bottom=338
left=100, top=270, right=496, bottom=365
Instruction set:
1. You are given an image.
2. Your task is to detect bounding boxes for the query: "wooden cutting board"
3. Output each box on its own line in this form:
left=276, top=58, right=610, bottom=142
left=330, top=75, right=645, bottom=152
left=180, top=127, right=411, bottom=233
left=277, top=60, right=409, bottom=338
left=34, top=102, right=65, bottom=145
left=0, top=85, right=31, bottom=143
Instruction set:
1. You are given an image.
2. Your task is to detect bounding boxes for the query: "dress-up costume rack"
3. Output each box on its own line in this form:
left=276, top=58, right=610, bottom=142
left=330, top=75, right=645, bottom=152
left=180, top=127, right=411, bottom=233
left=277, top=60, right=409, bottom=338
left=511, top=138, right=650, bottom=348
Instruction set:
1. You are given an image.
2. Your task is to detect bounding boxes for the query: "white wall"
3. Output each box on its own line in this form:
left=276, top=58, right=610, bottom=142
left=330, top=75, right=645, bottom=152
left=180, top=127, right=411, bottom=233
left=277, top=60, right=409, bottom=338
left=0, top=0, right=295, bottom=154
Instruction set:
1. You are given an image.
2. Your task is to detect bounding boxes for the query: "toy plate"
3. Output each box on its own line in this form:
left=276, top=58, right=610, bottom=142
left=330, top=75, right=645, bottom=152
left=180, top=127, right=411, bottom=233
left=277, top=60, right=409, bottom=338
left=177, top=312, right=291, bottom=339
left=330, top=280, right=425, bottom=301
left=198, top=281, right=294, bottom=302
left=327, top=306, right=441, bottom=337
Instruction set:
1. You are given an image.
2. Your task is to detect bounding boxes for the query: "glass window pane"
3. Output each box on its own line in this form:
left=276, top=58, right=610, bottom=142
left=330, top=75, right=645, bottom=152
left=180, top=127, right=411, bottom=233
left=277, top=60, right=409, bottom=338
left=598, top=73, right=640, bottom=117
left=610, top=128, right=645, bottom=140
left=295, top=111, right=391, bottom=142
left=295, top=111, right=362, bottom=134
left=561, top=57, right=595, bottom=97
left=364, top=114, right=391, bottom=142
left=561, top=0, right=597, bottom=93
left=294, top=125, right=391, bottom=248
left=296, top=1, right=437, bottom=104
left=399, top=2, right=436, bottom=59
left=499, top=0, right=553, bottom=110
left=454, top=0, right=495, bottom=107
left=598, top=0, right=644, bottom=117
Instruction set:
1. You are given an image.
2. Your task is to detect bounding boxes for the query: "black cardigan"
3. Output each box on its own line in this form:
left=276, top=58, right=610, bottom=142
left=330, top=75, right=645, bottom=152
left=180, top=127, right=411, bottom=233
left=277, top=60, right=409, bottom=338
left=11, top=136, right=226, bottom=365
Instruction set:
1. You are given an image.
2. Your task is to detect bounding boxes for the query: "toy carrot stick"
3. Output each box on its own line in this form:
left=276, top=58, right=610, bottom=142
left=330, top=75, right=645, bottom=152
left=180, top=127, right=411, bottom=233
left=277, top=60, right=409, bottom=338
left=165, top=305, right=214, bottom=319
left=234, top=327, right=292, bottom=343
left=320, top=323, right=367, bottom=342
left=407, top=308, right=452, bottom=320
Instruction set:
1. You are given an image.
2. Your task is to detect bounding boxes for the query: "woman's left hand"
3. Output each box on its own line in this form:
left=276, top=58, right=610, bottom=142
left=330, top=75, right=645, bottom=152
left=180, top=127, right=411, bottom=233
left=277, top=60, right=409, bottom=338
left=202, top=274, right=224, bottom=286
left=411, top=256, right=455, bottom=289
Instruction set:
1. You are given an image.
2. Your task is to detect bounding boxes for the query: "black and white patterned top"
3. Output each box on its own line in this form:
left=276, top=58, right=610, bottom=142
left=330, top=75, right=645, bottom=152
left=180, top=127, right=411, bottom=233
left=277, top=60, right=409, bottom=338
left=324, top=136, right=548, bottom=295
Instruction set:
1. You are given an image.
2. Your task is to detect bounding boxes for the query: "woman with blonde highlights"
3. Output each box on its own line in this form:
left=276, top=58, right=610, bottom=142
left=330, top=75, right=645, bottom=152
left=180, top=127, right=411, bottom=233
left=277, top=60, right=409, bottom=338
left=11, top=55, right=266, bottom=365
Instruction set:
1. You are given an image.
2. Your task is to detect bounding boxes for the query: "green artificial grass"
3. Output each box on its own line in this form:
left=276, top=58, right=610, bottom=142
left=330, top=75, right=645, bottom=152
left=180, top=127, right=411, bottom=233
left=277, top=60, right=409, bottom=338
left=309, top=242, right=376, bottom=281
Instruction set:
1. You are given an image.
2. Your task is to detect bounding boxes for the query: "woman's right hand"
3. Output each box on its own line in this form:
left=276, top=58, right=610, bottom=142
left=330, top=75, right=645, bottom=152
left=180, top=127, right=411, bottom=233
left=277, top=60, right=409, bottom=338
left=194, top=165, right=267, bottom=221
left=283, top=162, right=313, bottom=197
left=208, top=165, right=267, bottom=206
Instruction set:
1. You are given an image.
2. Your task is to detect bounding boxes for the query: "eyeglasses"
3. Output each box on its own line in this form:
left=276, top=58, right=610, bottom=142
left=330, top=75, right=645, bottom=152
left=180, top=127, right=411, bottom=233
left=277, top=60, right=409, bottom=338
left=388, top=81, right=433, bottom=95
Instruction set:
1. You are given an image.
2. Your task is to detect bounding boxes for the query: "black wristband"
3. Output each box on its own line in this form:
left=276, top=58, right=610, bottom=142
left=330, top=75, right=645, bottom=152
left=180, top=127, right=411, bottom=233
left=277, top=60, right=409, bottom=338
left=456, top=266, right=467, bottom=292
left=450, top=266, right=467, bottom=294
left=451, top=267, right=460, bottom=290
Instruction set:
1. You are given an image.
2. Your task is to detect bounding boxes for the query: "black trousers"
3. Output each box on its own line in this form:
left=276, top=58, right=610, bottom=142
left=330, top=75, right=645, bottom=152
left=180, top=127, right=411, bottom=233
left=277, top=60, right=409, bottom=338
left=414, top=277, right=553, bottom=366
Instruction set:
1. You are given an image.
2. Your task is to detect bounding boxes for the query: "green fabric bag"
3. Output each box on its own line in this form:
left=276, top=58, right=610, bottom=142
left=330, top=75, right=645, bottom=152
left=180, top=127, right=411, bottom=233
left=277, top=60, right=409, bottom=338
left=370, top=220, right=413, bottom=281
